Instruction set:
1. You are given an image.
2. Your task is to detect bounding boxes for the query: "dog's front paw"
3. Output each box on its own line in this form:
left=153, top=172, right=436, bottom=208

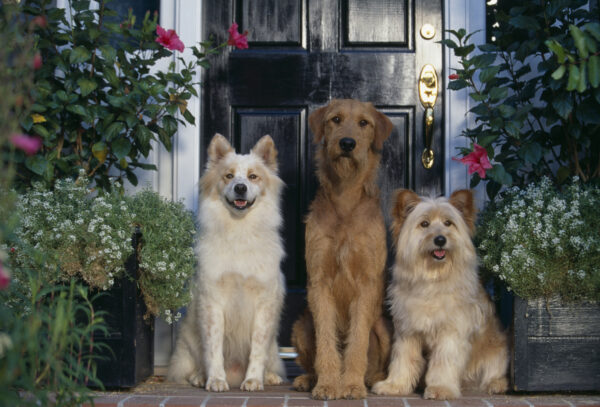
left=484, top=377, right=508, bottom=395
left=371, top=379, right=407, bottom=396
left=206, top=377, right=229, bottom=392
left=312, top=381, right=340, bottom=400
left=293, top=374, right=314, bottom=392
left=241, top=377, right=264, bottom=391
left=341, top=383, right=367, bottom=399
left=423, top=385, right=460, bottom=400
left=188, top=372, right=205, bottom=388
left=264, top=372, right=284, bottom=385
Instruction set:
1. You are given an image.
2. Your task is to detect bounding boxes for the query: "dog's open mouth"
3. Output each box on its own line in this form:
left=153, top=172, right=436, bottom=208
left=228, top=198, right=254, bottom=211
left=432, top=249, right=446, bottom=260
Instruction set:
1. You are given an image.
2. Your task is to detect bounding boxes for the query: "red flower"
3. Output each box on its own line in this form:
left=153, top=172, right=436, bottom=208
left=32, top=15, right=48, bottom=28
left=10, top=133, right=43, bottom=155
left=448, top=73, right=459, bottom=80
left=0, top=261, right=9, bottom=290
left=155, top=25, right=185, bottom=52
left=33, top=52, right=43, bottom=70
left=9, top=248, right=15, bottom=254
left=453, top=143, right=493, bottom=179
left=228, top=22, right=248, bottom=49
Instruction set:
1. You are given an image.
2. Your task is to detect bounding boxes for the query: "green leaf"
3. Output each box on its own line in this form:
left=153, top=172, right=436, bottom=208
left=577, top=61, right=587, bottom=93
left=69, top=46, right=91, bottom=64
left=551, top=64, right=566, bottom=80
left=570, top=24, right=588, bottom=59
left=566, top=64, right=580, bottom=91
left=545, top=40, right=566, bottom=63
left=77, top=78, right=97, bottom=97
left=111, top=138, right=131, bottom=160
left=66, top=104, right=88, bottom=117
left=589, top=55, right=600, bottom=88
left=556, top=166, right=571, bottom=184
left=518, top=142, right=542, bottom=165
left=126, top=170, right=138, bottom=186
left=487, top=164, right=512, bottom=186
left=469, top=172, right=481, bottom=188
left=479, top=66, right=501, bottom=83
left=32, top=124, right=49, bottom=138
left=25, top=155, right=47, bottom=175
left=98, top=45, right=117, bottom=62
left=439, top=39, right=459, bottom=49
left=105, top=122, right=125, bottom=141
left=470, top=53, right=496, bottom=69
left=486, top=180, right=502, bottom=200
left=454, top=43, right=475, bottom=58
left=182, top=109, right=195, bottom=125
left=489, top=87, right=508, bottom=101
left=509, top=15, right=540, bottom=30
left=448, top=79, right=469, bottom=90
left=103, top=66, right=119, bottom=86
left=583, top=22, right=600, bottom=42
left=497, top=104, right=516, bottom=118
left=504, top=121, right=520, bottom=138
left=552, top=96, right=573, bottom=119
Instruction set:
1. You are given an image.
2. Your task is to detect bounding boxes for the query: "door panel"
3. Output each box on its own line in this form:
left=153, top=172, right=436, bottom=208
left=203, top=0, right=444, bottom=345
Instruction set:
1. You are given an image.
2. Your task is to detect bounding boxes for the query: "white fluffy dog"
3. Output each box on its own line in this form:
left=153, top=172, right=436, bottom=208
left=167, top=134, right=286, bottom=392
left=372, top=190, right=508, bottom=400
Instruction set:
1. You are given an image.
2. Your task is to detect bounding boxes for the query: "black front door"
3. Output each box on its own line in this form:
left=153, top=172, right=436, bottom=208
left=202, top=0, right=444, bottom=345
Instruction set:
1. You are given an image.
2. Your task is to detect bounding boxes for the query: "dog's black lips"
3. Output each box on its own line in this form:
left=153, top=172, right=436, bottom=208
left=227, top=198, right=255, bottom=211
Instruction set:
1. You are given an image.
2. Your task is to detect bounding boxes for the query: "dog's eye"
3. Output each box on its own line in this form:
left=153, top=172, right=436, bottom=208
left=444, top=220, right=453, bottom=227
left=248, top=174, right=258, bottom=180
left=359, top=119, right=368, bottom=127
left=331, top=116, right=341, bottom=124
left=225, top=173, right=234, bottom=179
left=420, top=221, right=430, bottom=228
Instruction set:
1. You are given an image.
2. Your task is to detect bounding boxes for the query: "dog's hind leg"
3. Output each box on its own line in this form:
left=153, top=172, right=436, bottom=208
left=167, top=306, right=204, bottom=386
left=264, top=341, right=286, bottom=385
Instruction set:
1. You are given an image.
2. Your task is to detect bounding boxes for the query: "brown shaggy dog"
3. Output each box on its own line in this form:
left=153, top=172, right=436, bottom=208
left=372, top=190, right=508, bottom=400
left=291, top=99, right=394, bottom=400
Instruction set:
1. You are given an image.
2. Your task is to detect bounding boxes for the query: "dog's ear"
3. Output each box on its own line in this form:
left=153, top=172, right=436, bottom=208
left=207, top=133, right=233, bottom=166
left=449, top=189, right=476, bottom=234
left=251, top=134, right=278, bottom=172
left=308, top=104, right=330, bottom=144
left=372, top=107, right=394, bottom=152
left=391, top=189, right=421, bottom=242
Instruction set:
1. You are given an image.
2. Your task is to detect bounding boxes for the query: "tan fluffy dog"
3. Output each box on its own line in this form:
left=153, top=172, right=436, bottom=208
left=291, top=99, right=394, bottom=400
left=372, top=190, right=508, bottom=400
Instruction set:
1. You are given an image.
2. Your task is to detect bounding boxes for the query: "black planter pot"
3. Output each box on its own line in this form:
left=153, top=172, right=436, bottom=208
left=510, top=295, right=600, bottom=391
left=92, top=230, right=154, bottom=388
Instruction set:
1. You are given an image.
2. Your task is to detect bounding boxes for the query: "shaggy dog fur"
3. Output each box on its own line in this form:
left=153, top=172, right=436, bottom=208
left=291, top=99, right=394, bottom=400
left=167, top=134, right=286, bottom=392
left=372, top=189, right=508, bottom=400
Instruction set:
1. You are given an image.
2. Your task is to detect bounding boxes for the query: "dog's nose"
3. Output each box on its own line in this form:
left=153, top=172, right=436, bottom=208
left=434, top=235, right=446, bottom=247
left=234, top=183, right=247, bottom=195
left=339, top=137, right=356, bottom=152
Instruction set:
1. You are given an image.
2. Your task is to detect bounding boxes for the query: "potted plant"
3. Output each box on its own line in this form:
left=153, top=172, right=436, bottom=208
left=7, top=176, right=197, bottom=387
left=442, top=0, right=600, bottom=391
left=476, top=178, right=600, bottom=391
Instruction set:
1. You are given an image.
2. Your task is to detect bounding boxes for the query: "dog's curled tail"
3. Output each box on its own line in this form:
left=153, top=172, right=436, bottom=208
left=166, top=311, right=202, bottom=385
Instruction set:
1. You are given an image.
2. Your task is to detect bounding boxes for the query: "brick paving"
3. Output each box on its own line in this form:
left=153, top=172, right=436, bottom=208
left=84, top=378, right=600, bottom=407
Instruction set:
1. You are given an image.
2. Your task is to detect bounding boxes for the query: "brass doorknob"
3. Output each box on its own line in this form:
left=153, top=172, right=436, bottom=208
left=418, top=65, right=438, bottom=169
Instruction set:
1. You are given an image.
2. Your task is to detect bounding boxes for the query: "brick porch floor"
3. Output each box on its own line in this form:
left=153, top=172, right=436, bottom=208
left=86, top=377, right=600, bottom=407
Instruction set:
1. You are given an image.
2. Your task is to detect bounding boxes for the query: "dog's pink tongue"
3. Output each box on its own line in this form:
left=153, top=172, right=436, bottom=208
left=235, top=200, right=247, bottom=208
left=434, top=249, right=445, bottom=258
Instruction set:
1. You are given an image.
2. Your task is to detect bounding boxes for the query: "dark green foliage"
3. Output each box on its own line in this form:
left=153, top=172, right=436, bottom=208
left=15, top=0, right=222, bottom=191
left=444, top=1, right=600, bottom=199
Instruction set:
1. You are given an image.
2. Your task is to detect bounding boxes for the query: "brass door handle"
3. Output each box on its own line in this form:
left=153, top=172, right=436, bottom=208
left=419, top=64, right=438, bottom=169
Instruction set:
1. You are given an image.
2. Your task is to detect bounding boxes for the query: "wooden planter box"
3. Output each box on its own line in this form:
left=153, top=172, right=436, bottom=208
left=512, top=296, right=600, bottom=391
left=92, top=230, right=154, bottom=388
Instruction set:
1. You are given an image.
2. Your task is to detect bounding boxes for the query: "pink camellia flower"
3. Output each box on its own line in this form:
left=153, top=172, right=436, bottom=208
left=155, top=25, right=185, bottom=52
left=33, top=52, right=43, bottom=70
left=0, top=261, right=9, bottom=290
left=10, top=133, right=43, bottom=155
left=448, top=73, right=459, bottom=80
left=453, top=143, right=493, bottom=179
left=228, top=22, right=248, bottom=49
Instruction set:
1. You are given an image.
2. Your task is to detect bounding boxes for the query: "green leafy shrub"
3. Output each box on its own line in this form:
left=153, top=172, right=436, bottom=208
left=15, top=0, right=224, bottom=191
left=444, top=0, right=600, bottom=198
left=8, top=176, right=196, bottom=321
left=0, top=273, right=108, bottom=406
left=477, top=177, right=600, bottom=301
